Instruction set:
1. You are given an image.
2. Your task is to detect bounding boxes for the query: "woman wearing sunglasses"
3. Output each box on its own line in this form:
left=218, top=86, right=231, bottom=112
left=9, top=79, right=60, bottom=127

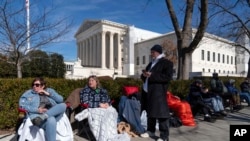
left=19, top=77, right=67, bottom=141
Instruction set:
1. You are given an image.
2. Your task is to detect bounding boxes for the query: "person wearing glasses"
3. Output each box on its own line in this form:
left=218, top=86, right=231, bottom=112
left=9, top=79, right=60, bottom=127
left=19, top=77, right=67, bottom=141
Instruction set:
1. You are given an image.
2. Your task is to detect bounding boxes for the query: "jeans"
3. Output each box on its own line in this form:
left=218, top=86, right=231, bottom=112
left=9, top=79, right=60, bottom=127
left=203, top=96, right=224, bottom=112
left=41, top=103, right=66, bottom=141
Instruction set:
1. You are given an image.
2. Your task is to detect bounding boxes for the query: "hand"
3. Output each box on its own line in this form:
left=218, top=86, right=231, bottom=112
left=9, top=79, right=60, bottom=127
left=37, top=90, right=50, bottom=96
left=38, top=107, right=47, bottom=113
left=142, top=71, right=151, bottom=77
left=99, top=103, right=109, bottom=109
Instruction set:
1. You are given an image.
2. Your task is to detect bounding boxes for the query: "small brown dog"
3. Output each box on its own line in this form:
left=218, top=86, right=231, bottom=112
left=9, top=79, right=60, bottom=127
left=117, top=121, right=138, bottom=137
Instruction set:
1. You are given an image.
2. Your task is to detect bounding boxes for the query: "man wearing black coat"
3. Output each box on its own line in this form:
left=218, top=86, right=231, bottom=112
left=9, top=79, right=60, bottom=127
left=140, top=44, right=173, bottom=141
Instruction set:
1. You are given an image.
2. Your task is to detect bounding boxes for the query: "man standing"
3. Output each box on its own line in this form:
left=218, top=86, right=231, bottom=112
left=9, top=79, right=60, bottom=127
left=140, top=44, right=173, bottom=141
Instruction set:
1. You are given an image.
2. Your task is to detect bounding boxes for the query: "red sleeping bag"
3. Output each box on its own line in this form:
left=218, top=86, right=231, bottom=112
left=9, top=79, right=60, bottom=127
left=166, top=91, right=196, bottom=126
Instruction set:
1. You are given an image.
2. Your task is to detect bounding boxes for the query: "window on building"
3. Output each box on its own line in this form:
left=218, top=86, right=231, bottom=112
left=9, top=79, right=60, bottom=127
left=202, top=68, right=205, bottom=72
left=207, top=51, right=210, bottom=61
left=143, top=56, right=146, bottom=64
left=136, top=57, right=139, bottom=65
left=235, top=57, right=237, bottom=65
left=219, top=70, right=221, bottom=73
left=208, top=69, right=210, bottom=72
left=201, top=50, right=204, bottom=60
left=214, top=69, right=216, bottom=73
left=227, top=55, right=229, bottom=64
left=231, top=56, right=233, bottom=64
left=222, top=54, right=225, bottom=63
left=213, top=52, right=215, bottom=62
left=218, top=53, right=220, bottom=63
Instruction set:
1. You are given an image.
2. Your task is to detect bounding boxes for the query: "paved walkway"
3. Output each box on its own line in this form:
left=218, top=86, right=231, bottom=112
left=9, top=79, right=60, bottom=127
left=1, top=105, right=250, bottom=141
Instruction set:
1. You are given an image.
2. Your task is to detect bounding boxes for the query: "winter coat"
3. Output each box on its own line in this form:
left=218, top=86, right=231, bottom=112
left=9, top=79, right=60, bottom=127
left=141, top=58, right=173, bottom=118
left=240, top=82, right=250, bottom=93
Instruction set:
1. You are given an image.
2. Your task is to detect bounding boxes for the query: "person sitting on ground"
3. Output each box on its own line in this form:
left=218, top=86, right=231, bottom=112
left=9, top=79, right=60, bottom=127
left=225, top=79, right=243, bottom=110
left=19, top=77, right=67, bottom=141
left=188, top=79, right=214, bottom=122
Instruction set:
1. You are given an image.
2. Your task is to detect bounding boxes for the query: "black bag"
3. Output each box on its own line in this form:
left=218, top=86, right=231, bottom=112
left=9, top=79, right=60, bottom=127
left=169, top=116, right=182, bottom=128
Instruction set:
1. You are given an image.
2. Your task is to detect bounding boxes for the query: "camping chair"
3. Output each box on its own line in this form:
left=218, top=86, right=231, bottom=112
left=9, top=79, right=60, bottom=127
left=16, top=105, right=73, bottom=141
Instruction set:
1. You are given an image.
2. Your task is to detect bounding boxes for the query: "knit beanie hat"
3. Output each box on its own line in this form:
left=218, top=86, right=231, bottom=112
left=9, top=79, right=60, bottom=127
left=151, top=44, right=162, bottom=54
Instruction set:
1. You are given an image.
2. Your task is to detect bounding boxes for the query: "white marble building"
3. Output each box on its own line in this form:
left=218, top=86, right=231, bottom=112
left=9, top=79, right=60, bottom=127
left=65, top=19, right=249, bottom=79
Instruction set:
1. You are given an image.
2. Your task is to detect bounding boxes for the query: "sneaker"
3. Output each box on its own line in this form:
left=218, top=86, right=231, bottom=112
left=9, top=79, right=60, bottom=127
left=204, top=114, right=211, bottom=122
left=140, top=131, right=155, bottom=138
left=31, top=117, right=44, bottom=126
left=220, top=110, right=227, bottom=116
left=157, top=137, right=168, bottom=141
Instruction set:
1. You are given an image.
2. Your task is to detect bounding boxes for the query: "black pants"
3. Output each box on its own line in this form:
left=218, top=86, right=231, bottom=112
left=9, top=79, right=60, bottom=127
left=191, top=100, right=210, bottom=116
left=147, top=117, right=169, bottom=139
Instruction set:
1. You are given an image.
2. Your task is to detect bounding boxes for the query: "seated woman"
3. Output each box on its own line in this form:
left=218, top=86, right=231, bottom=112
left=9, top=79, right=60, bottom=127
left=19, top=77, right=70, bottom=141
left=75, top=75, right=129, bottom=141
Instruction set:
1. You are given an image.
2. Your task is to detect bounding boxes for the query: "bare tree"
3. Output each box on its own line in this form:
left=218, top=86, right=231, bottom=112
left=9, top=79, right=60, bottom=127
left=209, top=0, right=250, bottom=77
left=164, top=0, right=208, bottom=80
left=0, top=0, right=72, bottom=78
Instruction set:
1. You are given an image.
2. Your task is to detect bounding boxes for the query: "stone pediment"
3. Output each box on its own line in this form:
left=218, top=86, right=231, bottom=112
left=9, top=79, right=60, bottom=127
left=75, top=20, right=100, bottom=37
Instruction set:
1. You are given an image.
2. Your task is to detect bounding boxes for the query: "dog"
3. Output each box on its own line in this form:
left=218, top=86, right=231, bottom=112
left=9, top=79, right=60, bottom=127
left=117, top=121, right=138, bottom=137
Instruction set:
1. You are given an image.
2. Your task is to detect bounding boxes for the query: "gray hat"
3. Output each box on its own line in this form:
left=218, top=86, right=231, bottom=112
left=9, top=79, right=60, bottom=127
left=151, top=44, right=162, bottom=54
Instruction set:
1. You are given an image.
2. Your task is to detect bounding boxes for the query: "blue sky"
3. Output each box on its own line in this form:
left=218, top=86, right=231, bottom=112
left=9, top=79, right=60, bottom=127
left=30, top=0, right=176, bottom=61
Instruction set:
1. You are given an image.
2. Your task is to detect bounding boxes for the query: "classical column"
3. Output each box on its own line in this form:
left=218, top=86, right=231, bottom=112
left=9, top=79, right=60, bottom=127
left=97, top=33, right=101, bottom=67
left=117, top=33, right=122, bottom=70
left=101, top=31, right=106, bottom=69
left=83, top=40, right=87, bottom=66
left=109, top=32, right=114, bottom=69
left=89, top=36, right=93, bottom=66
left=93, top=34, right=97, bottom=67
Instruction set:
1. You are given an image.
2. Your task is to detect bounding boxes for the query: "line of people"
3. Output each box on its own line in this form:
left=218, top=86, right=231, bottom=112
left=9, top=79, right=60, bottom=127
left=17, top=44, right=249, bottom=141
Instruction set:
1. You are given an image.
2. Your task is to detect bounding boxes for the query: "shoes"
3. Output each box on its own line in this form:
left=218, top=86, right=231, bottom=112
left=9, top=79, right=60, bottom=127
left=31, top=114, right=48, bottom=126
left=204, top=114, right=212, bottom=122
left=140, top=131, right=155, bottom=138
left=233, top=105, right=243, bottom=110
left=157, top=138, right=168, bottom=141
left=31, top=117, right=44, bottom=126
left=220, top=110, right=227, bottom=116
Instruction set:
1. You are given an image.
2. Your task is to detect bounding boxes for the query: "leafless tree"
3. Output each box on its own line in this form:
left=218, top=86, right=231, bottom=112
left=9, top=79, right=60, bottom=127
left=0, top=0, right=72, bottom=78
left=209, top=0, right=250, bottom=77
left=164, top=0, right=208, bottom=80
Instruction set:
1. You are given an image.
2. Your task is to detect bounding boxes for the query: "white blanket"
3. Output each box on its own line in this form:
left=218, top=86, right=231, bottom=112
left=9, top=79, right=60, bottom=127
left=75, top=106, right=131, bottom=141
left=18, top=113, right=73, bottom=141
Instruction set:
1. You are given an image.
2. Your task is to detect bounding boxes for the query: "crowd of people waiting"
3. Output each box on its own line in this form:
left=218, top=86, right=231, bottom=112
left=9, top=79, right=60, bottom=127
left=16, top=44, right=250, bottom=141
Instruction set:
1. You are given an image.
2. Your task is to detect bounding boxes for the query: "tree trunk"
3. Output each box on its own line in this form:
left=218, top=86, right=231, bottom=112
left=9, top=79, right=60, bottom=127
left=247, top=57, right=250, bottom=78
left=17, top=61, right=22, bottom=78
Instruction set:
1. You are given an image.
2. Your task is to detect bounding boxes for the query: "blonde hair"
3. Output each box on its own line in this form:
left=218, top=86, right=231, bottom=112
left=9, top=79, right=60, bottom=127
left=87, top=75, right=101, bottom=88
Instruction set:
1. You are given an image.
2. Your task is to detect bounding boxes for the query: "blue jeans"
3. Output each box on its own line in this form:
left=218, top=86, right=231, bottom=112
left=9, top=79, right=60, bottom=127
left=203, top=96, right=224, bottom=112
left=41, top=103, right=66, bottom=141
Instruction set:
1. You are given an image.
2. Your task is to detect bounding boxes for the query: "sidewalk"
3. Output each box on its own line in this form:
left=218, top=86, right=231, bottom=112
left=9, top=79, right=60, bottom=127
left=1, top=105, right=250, bottom=141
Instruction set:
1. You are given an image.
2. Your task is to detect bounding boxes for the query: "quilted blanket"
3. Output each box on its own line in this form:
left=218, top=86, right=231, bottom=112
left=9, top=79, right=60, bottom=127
left=75, top=106, right=130, bottom=141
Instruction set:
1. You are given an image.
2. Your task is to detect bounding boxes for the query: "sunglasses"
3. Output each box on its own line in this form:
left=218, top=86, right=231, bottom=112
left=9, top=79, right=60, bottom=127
left=33, top=83, right=42, bottom=87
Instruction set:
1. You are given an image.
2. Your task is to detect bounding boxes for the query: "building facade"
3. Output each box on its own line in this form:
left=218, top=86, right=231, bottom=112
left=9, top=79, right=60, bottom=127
left=65, top=19, right=249, bottom=79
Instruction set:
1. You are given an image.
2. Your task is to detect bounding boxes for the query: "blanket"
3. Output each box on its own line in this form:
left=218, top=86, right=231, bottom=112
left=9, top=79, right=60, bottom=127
left=18, top=113, right=73, bottom=141
left=75, top=106, right=131, bottom=141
